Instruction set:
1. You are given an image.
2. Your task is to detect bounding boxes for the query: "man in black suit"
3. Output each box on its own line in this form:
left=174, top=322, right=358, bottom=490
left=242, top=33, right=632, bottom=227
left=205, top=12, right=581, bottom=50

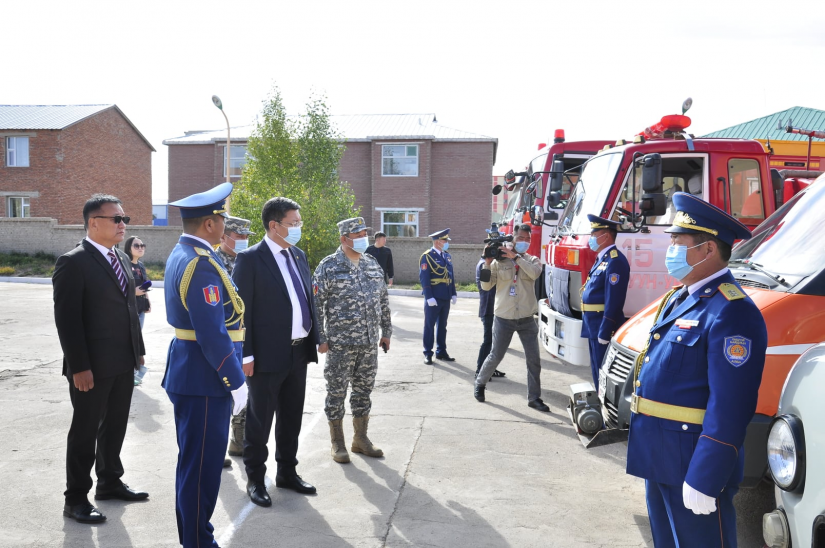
left=53, top=194, right=148, bottom=524
left=232, top=197, right=320, bottom=507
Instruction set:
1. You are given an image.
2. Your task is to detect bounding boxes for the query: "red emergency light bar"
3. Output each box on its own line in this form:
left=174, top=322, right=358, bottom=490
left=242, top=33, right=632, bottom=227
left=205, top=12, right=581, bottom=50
left=554, top=129, right=565, bottom=143
left=639, top=114, right=692, bottom=140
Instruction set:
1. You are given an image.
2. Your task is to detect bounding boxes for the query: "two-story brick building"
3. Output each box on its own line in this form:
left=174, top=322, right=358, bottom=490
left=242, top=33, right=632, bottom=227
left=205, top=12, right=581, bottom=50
left=0, top=105, right=154, bottom=225
left=163, top=114, right=497, bottom=243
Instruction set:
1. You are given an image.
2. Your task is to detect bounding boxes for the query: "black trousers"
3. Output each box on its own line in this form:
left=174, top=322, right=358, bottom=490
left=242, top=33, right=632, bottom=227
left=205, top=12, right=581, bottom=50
left=243, top=340, right=310, bottom=483
left=65, top=370, right=134, bottom=504
left=476, top=314, right=494, bottom=373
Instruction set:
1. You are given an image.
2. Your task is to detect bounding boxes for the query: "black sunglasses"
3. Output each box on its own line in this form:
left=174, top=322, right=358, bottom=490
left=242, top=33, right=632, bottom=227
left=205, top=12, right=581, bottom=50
left=93, top=215, right=131, bottom=225
left=132, top=243, right=146, bottom=249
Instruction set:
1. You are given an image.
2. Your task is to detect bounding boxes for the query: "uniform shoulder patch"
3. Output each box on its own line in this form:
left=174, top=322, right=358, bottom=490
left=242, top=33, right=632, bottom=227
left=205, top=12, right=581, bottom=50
left=724, top=335, right=752, bottom=367
left=610, top=249, right=618, bottom=259
left=313, top=282, right=319, bottom=296
left=718, top=283, right=746, bottom=301
left=194, top=247, right=211, bottom=257
left=203, top=285, right=221, bottom=306
left=421, top=263, right=427, bottom=270
left=609, top=273, right=620, bottom=285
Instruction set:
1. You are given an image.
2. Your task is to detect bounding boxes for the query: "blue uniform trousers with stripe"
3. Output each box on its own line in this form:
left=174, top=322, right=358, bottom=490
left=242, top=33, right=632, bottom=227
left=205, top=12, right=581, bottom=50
left=645, top=480, right=737, bottom=548
left=423, top=298, right=450, bottom=357
left=168, top=392, right=232, bottom=548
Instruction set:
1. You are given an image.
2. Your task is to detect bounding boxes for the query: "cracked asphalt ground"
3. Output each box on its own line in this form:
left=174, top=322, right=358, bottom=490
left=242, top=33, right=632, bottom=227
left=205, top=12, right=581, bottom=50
left=0, top=283, right=771, bottom=547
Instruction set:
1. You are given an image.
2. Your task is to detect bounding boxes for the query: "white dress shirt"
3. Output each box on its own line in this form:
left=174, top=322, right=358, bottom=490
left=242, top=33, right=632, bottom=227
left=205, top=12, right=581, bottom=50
left=263, top=235, right=310, bottom=340
left=85, top=236, right=117, bottom=259
left=685, top=267, right=730, bottom=296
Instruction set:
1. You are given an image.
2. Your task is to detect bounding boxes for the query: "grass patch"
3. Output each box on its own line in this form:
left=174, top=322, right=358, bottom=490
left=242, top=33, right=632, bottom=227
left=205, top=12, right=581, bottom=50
left=143, top=262, right=166, bottom=281
left=0, top=251, right=57, bottom=277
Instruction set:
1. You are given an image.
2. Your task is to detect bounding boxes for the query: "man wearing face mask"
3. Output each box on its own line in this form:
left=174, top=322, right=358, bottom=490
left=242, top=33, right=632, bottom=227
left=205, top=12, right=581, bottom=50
left=474, top=224, right=548, bottom=411
left=580, top=214, right=630, bottom=388
left=313, top=217, right=392, bottom=464
left=420, top=229, right=457, bottom=365
left=626, top=193, right=767, bottom=547
left=232, top=197, right=320, bottom=507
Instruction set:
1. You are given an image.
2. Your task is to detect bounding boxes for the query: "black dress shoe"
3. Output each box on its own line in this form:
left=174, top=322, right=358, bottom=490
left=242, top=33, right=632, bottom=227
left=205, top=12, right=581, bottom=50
left=492, top=369, right=506, bottom=378
left=528, top=398, right=550, bottom=412
left=94, top=483, right=148, bottom=501
left=275, top=473, right=316, bottom=494
left=246, top=481, right=272, bottom=507
left=223, top=458, right=232, bottom=468
left=435, top=353, right=455, bottom=362
left=474, top=384, right=485, bottom=402
left=423, top=356, right=433, bottom=365
left=64, top=502, right=106, bottom=523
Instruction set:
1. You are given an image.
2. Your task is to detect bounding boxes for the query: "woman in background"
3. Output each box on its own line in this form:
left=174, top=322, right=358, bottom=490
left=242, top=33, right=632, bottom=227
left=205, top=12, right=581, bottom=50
left=124, top=235, right=151, bottom=385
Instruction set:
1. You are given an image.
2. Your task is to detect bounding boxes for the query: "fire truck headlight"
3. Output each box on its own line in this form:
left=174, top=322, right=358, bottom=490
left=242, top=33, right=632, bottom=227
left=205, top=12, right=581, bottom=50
left=767, top=415, right=805, bottom=492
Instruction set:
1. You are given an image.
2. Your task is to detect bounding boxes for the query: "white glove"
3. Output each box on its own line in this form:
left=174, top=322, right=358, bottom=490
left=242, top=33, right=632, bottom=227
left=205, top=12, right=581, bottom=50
left=682, top=481, right=717, bottom=515
left=231, top=382, right=248, bottom=415
left=598, top=338, right=609, bottom=345
left=427, top=298, right=438, bottom=307
left=451, top=295, right=457, bottom=305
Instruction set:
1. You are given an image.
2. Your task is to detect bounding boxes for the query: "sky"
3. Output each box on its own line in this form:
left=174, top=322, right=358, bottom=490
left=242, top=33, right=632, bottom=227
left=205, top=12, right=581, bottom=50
left=5, top=0, right=825, bottom=204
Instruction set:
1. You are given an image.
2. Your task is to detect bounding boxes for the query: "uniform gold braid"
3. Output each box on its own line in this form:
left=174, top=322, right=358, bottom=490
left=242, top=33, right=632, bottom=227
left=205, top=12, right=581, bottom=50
left=632, top=287, right=680, bottom=386
left=179, top=251, right=245, bottom=327
left=422, top=252, right=451, bottom=285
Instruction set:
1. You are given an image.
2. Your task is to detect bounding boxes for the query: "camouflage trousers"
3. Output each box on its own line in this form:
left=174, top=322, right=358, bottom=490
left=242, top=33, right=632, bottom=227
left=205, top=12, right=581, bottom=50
left=324, top=344, right=378, bottom=421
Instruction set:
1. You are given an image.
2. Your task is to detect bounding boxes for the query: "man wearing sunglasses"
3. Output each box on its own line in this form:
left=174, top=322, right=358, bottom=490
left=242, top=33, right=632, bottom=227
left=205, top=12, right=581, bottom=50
left=53, top=194, right=147, bottom=524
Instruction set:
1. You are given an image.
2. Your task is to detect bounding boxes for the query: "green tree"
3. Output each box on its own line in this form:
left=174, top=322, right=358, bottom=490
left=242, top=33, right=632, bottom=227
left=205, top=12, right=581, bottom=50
left=231, top=86, right=358, bottom=269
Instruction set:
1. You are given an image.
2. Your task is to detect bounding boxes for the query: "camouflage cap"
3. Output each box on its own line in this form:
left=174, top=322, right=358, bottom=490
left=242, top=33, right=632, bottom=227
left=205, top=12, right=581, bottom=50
left=224, top=216, right=255, bottom=235
left=337, top=216, right=370, bottom=236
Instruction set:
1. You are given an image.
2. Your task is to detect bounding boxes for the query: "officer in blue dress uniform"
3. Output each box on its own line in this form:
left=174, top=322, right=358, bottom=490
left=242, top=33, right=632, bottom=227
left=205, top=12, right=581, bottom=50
left=626, top=193, right=767, bottom=548
left=163, top=182, right=248, bottom=548
left=579, top=214, right=630, bottom=388
left=420, top=228, right=457, bottom=365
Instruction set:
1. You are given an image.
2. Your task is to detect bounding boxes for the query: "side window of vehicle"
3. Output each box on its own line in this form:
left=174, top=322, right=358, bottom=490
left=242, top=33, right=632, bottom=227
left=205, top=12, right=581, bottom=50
left=729, top=159, right=764, bottom=221
left=613, top=156, right=705, bottom=226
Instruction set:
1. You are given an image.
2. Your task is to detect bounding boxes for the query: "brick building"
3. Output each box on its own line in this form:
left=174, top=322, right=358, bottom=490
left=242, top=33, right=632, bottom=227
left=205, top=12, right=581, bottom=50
left=163, top=114, right=497, bottom=243
left=0, top=105, right=154, bottom=224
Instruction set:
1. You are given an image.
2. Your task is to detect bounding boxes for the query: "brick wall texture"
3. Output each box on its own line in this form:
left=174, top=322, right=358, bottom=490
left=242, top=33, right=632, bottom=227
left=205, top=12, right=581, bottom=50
left=0, top=107, right=153, bottom=225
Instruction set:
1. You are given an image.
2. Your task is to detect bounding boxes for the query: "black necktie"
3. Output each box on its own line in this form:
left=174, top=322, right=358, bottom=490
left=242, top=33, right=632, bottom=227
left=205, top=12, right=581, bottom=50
left=280, top=250, right=312, bottom=333
left=668, top=289, right=688, bottom=315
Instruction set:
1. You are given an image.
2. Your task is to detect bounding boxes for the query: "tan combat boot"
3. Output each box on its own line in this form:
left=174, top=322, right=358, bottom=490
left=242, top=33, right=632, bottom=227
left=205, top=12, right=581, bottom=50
left=227, top=409, right=245, bottom=456
left=329, top=419, right=350, bottom=463
left=351, top=415, right=384, bottom=458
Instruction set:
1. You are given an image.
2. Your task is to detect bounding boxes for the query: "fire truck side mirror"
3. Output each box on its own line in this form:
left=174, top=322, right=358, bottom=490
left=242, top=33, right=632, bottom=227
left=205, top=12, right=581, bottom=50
left=642, top=154, right=663, bottom=193
left=549, top=160, right=565, bottom=192
left=547, top=191, right=562, bottom=207
left=530, top=205, right=544, bottom=226
left=640, top=193, right=667, bottom=216
left=492, top=185, right=503, bottom=196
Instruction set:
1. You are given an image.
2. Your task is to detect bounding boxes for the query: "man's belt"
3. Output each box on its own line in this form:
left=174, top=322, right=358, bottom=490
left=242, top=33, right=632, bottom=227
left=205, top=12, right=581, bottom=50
left=291, top=337, right=305, bottom=346
left=630, top=394, right=706, bottom=425
left=175, top=328, right=245, bottom=342
left=581, top=303, right=605, bottom=312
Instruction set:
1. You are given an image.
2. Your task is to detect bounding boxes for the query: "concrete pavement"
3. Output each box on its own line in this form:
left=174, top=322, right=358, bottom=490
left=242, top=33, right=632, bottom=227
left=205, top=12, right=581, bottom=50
left=0, top=282, right=767, bottom=547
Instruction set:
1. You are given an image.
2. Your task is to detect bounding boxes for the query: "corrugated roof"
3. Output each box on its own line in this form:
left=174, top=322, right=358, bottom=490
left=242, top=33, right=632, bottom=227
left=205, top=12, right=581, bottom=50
left=701, top=106, right=825, bottom=141
left=0, top=104, right=155, bottom=151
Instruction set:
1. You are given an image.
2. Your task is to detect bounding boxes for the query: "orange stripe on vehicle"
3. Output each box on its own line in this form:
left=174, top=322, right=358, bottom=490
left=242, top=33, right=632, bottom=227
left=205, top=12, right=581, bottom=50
left=700, top=435, right=739, bottom=457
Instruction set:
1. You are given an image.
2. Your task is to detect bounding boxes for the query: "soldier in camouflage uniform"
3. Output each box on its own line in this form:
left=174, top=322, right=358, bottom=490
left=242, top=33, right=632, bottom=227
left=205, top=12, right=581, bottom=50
left=215, top=216, right=255, bottom=462
left=313, top=217, right=392, bottom=463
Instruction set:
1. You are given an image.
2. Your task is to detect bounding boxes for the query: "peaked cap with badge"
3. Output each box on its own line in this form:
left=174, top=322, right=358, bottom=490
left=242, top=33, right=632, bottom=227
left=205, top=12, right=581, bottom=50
left=429, top=228, right=451, bottom=240
left=587, top=214, right=622, bottom=232
left=225, top=216, right=255, bottom=235
left=625, top=192, right=767, bottom=546
left=169, top=181, right=233, bottom=219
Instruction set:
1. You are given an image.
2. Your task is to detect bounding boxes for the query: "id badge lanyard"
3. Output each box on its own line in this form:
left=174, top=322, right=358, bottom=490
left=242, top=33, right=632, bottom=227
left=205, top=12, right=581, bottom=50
left=509, top=260, right=520, bottom=297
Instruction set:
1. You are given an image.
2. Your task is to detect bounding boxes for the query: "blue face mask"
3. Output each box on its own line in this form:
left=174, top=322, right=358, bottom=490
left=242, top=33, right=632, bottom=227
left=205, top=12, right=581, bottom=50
left=588, top=236, right=600, bottom=252
left=665, top=242, right=707, bottom=280
left=514, top=241, right=530, bottom=254
left=442, top=242, right=450, bottom=251
left=283, top=227, right=301, bottom=246
left=233, top=239, right=248, bottom=252
left=347, top=236, right=369, bottom=254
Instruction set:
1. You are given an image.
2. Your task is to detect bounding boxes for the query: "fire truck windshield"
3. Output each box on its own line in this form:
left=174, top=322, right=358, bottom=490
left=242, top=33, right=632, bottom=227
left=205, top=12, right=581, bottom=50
left=556, top=151, right=623, bottom=234
left=730, top=175, right=825, bottom=281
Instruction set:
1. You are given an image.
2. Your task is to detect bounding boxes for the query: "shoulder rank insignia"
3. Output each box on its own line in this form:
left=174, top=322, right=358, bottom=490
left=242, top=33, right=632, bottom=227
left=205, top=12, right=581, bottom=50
left=194, top=247, right=212, bottom=257
left=718, top=282, right=746, bottom=301
left=610, top=249, right=618, bottom=259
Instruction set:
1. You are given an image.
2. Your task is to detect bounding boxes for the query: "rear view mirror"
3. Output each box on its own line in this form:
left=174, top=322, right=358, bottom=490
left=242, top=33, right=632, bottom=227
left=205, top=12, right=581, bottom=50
left=549, top=160, right=564, bottom=192
left=492, top=185, right=503, bottom=195
left=547, top=191, right=562, bottom=207
left=530, top=205, right=544, bottom=226
left=640, top=194, right=667, bottom=216
left=642, top=154, right=663, bottom=192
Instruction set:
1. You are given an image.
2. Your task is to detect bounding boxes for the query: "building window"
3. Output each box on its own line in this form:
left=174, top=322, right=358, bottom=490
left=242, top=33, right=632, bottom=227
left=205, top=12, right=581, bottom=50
left=382, top=145, right=418, bottom=177
left=223, top=145, right=248, bottom=177
left=381, top=211, right=419, bottom=237
left=6, top=137, right=30, bottom=167
left=7, top=197, right=30, bottom=217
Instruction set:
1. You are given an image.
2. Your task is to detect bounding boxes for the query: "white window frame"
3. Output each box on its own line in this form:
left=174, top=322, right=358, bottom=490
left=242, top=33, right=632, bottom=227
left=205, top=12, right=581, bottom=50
left=378, top=209, right=421, bottom=237
left=223, top=145, right=248, bottom=178
left=6, top=196, right=30, bottom=217
left=6, top=136, right=30, bottom=167
left=381, top=144, right=419, bottom=177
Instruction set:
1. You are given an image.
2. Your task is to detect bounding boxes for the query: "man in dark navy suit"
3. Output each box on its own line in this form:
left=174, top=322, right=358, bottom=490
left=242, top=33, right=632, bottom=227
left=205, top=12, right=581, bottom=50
left=232, top=197, right=320, bottom=507
left=163, top=183, right=248, bottom=547
left=420, top=228, right=457, bottom=365
left=626, top=193, right=768, bottom=547
left=580, top=214, right=630, bottom=388
left=54, top=194, right=148, bottom=524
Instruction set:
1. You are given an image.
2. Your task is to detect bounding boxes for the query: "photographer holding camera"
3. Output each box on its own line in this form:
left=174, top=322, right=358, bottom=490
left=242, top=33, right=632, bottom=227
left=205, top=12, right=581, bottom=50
left=474, top=223, right=549, bottom=412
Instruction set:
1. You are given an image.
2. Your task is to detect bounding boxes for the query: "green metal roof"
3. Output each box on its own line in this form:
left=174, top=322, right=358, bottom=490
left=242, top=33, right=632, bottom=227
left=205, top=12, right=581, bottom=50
left=701, top=106, right=825, bottom=141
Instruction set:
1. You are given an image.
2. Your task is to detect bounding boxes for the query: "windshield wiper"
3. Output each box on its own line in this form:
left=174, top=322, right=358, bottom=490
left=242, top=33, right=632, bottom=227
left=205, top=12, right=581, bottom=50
left=730, top=259, right=790, bottom=287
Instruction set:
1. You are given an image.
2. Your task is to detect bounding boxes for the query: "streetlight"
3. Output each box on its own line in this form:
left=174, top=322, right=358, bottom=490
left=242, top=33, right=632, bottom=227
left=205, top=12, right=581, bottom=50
left=212, top=95, right=231, bottom=184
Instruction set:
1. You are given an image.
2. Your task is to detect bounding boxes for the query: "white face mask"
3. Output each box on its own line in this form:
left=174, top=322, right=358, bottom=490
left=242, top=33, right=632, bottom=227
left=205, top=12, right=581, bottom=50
left=347, top=236, right=369, bottom=254
left=233, top=239, right=248, bottom=252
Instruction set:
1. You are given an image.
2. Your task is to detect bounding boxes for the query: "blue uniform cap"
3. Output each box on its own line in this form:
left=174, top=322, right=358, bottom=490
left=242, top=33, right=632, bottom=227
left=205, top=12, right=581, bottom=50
left=664, top=192, right=752, bottom=246
left=587, top=214, right=622, bottom=232
left=429, top=228, right=451, bottom=240
left=169, top=182, right=233, bottom=219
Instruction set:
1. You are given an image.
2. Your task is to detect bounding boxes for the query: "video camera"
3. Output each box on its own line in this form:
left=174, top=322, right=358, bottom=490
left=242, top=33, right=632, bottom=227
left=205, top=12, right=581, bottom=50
left=482, top=222, right=513, bottom=261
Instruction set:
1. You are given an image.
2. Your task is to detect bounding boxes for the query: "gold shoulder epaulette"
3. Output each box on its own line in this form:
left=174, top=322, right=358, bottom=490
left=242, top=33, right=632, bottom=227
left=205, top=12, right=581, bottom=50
left=194, top=247, right=211, bottom=257
left=718, top=283, right=746, bottom=301
left=610, top=249, right=618, bottom=259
